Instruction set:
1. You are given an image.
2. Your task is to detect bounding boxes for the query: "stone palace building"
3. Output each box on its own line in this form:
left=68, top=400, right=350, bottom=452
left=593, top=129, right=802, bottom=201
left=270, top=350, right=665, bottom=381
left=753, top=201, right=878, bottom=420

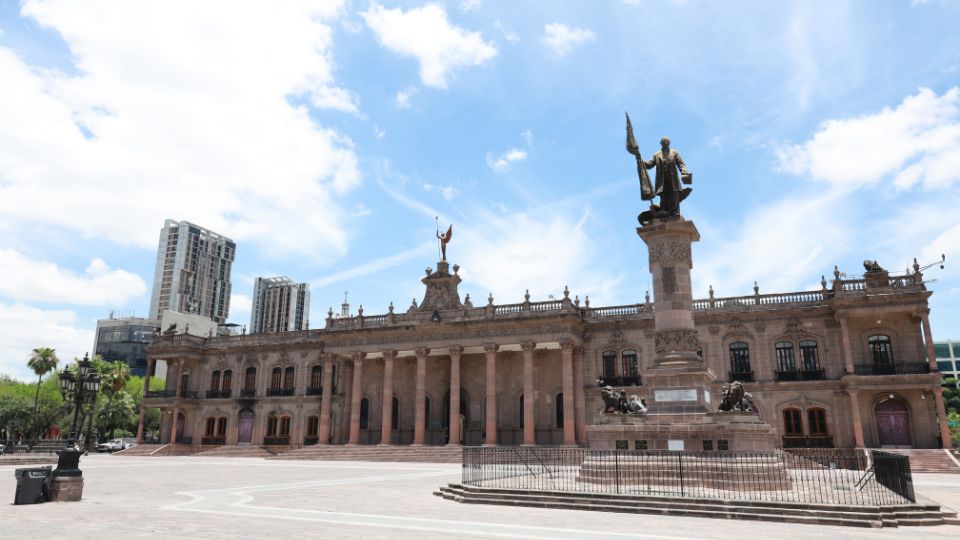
left=138, top=244, right=953, bottom=451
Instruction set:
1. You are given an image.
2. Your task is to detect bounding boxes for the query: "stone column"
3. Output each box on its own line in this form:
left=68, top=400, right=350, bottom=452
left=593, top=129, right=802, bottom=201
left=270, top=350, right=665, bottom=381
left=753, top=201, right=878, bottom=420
left=920, top=311, right=938, bottom=371
left=838, top=315, right=856, bottom=375
left=136, top=357, right=155, bottom=443
left=483, top=343, right=498, bottom=446
left=521, top=342, right=536, bottom=445
left=318, top=353, right=335, bottom=445
left=170, top=407, right=179, bottom=444
left=637, top=218, right=700, bottom=366
left=447, top=346, right=463, bottom=446
left=348, top=352, right=365, bottom=445
left=574, top=345, right=586, bottom=444
left=379, top=350, right=396, bottom=446
left=846, top=389, right=865, bottom=448
left=172, top=360, right=183, bottom=396
left=341, top=360, right=353, bottom=444
left=933, top=387, right=953, bottom=448
left=561, top=339, right=576, bottom=446
left=413, top=347, right=430, bottom=445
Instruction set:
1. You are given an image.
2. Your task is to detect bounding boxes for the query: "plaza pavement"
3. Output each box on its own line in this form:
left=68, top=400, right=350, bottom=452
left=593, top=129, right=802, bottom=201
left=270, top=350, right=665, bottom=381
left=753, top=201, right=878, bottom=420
left=1, top=454, right=958, bottom=539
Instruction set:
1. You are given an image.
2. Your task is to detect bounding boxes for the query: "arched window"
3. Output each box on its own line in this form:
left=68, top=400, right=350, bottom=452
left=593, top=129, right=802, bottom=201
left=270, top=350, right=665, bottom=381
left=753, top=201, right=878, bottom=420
left=243, top=367, right=256, bottom=392
left=180, top=370, right=190, bottom=395
left=283, top=366, right=295, bottom=391
left=279, top=416, right=291, bottom=436
left=799, top=341, right=820, bottom=371
left=266, top=416, right=278, bottom=436
left=216, top=417, right=227, bottom=437
left=205, top=417, right=216, bottom=436
left=222, top=370, right=232, bottom=391
left=729, top=342, right=752, bottom=380
left=868, top=335, right=893, bottom=364
left=270, top=367, right=282, bottom=390
left=555, top=393, right=564, bottom=428
left=602, top=350, right=617, bottom=380
left=310, top=365, right=322, bottom=390
left=360, top=398, right=370, bottom=429
left=622, top=350, right=639, bottom=382
left=775, top=341, right=795, bottom=372
left=782, top=408, right=803, bottom=436
left=808, top=408, right=828, bottom=436
left=209, top=370, right=221, bottom=391
left=518, top=394, right=524, bottom=428
left=391, top=397, right=400, bottom=430
left=306, top=415, right=319, bottom=437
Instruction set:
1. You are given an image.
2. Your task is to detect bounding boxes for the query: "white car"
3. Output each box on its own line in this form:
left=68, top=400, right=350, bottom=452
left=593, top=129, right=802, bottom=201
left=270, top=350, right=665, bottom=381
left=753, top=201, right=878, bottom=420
left=97, top=438, right=136, bottom=452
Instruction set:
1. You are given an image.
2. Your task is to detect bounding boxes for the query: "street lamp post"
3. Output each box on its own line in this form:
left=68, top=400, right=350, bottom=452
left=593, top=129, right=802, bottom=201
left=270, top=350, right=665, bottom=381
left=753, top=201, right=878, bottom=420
left=55, top=353, right=101, bottom=478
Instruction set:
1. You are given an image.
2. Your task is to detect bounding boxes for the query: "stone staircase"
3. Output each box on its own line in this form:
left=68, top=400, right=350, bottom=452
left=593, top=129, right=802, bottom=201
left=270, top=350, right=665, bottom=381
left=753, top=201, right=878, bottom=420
left=270, top=445, right=463, bottom=463
left=192, top=445, right=275, bottom=458
left=885, top=449, right=960, bottom=474
left=114, top=444, right=166, bottom=456
left=435, top=483, right=957, bottom=528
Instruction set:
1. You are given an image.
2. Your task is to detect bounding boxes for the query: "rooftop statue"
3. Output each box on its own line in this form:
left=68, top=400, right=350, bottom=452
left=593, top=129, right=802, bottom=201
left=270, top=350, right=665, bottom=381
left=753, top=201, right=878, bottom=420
left=626, top=113, right=693, bottom=224
left=436, top=221, right=453, bottom=262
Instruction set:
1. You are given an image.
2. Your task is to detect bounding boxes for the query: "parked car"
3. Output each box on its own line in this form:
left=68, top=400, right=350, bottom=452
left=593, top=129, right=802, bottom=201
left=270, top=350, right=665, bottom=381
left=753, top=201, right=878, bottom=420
left=97, top=438, right=136, bottom=453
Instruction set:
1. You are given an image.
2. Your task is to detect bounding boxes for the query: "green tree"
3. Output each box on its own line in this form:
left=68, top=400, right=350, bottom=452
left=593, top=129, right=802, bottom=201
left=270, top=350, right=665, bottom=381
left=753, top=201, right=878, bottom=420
left=97, top=391, right=135, bottom=439
left=26, top=347, right=59, bottom=425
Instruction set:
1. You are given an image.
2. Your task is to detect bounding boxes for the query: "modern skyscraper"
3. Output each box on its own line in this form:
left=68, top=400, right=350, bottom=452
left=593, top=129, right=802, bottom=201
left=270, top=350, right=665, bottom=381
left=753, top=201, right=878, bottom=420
left=250, top=276, right=310, bottom=333
left=93, top=315, right=160, bottom=377
left=148, top=219, right=236, bottom=324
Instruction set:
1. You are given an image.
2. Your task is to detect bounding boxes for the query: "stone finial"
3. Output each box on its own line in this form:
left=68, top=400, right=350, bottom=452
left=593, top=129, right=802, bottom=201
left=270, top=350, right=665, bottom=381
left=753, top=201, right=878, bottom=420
left=487, top=292, right=494, bottom=306
left=357, top=305, right=363, bottom=317
left=411, top=297, right=418, bottom=309
left=821, top=275, right=827, bottom=290
left=645, top=290, right=651, bottom=304
left=753, top=281, right=759, bottom=295
left=834, top=265, right=841, bottom=280
left=464, top=293, right=473, bottom=308
left=563, top=285, right=570, bottom=299
left=388, top=301, right=394, bottom=314
left=453, top=264, right=460, bottom=274
left=584, top=295, right=590, bottom=308
left=574, top=295, right=580, bottom=306
left=524, top=289, right=530, bottom=302
left=327, top=307, right=334, bottom=319
left=425, top=267, right=432, bottom=276
left=708, top=285, right=714, bottom=299
left=913, top=257, right=921, bottom=274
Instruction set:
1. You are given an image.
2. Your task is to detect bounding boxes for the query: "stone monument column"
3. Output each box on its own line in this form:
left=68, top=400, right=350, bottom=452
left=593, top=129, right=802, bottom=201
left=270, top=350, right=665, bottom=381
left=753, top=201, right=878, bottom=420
left=347, top=352, right=365, bottom=445
left=379, top=350, right=396, bottom=446
left=447, top=346, right=463, bottom=446
left=413, top=347, right=429, bottom=445
left=318, top=353, right=334, bottom=445
left=637, top=217, right=701, bottom=367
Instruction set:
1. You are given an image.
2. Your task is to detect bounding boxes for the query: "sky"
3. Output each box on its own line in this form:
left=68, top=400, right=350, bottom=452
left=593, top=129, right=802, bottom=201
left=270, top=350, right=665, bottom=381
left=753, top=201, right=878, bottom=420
left=1, top=0, right=959, bottom=381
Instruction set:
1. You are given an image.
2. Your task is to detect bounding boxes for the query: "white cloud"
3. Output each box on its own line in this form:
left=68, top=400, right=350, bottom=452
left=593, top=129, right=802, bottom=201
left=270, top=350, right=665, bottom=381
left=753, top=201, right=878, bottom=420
left=228, top=293, right=252, bottom=324
left=312, top=245, right=431, bottom=289
left=361, top=3, right=497, bottom=89
left=395, top=86, right=418, bottom=109
left=0, top=249, right=146, bottom=306
left=778, top=87, right=960, bottom=190
left=373, top=125, right=386, bottom=138
left=0, top=303, right=93, bottom=381
left=423, top=183, right=457, bottom=200
left=461, top=0, right=482, bottom=13
left=521, top=129, right=534, bottom=147
left=351, top=202, right=372, bottom=217
left=0, top=1, right=360, bottom=259
left=542, top=23, right=595, bottom=57
left=486, top=148, right=527, bottom=173
left=494, top=20, right=520, bottom=43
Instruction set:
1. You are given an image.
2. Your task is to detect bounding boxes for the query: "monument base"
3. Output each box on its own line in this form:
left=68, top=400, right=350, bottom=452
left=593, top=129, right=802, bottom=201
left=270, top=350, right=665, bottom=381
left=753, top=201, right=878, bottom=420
left=48, top=476, right=84, bottom=502
left=587, top=411, right=778, bottom=452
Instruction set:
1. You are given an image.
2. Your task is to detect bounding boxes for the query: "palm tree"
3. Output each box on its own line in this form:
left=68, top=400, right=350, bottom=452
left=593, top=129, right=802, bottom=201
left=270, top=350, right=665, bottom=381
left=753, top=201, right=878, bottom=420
left=105, top=361, right=131, bottom=395
left=26, top=347, right=59, bottom=439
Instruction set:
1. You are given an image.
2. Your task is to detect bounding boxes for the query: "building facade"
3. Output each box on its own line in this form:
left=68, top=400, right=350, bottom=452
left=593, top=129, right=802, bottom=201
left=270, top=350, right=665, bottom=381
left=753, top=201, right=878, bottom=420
left=93, top=316, right=159, bottom=377
left=148, top=219, right=236, bottom=324
left=250, top=276, right=310, bottom=334
left=935, top=339, right=960, bottom=388
left=140, top=255, right=953, bottom=450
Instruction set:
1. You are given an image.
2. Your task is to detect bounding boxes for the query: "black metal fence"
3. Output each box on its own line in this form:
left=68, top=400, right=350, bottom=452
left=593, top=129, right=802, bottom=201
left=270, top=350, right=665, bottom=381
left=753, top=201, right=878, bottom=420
left=462, top=447, right=914, bottom=506
left=0, top=439, right=63, bottom=455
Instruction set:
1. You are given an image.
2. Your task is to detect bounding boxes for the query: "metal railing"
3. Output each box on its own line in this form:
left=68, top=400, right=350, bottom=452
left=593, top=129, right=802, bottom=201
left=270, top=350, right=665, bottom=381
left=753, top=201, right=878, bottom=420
left=781, top=436, right=834, bottom=448
left=145, top=390, right=176, bottom=398
left=239, top=389, right=257, bottom=398
left=461, top=447, right=914, bottom=505
left=263, top=436, right=290, bottom=446
left=598, top=376, right=641, bottom=387
left=205, top=390, right=231, bottom=399
left=728, top=371, right=754, bottom=382
left=853, top=362, right=930, bottom=376
left=775, top=369, right=825, bottom=381
left=200, top=436, right=225, bottom=446
left=266, top=388, right=295, bottom=397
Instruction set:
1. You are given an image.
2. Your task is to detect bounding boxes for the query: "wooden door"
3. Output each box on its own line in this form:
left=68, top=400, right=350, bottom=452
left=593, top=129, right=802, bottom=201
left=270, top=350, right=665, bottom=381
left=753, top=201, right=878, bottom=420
left=876, top=398, right=911, bottom=447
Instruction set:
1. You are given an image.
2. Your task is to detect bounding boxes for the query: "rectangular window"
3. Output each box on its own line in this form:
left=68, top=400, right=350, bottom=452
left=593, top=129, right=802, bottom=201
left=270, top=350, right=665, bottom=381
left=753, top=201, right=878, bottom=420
left=776, top=342, right=796, bottom=372
left=267, top=417, right=278, bottom=437
left=205, top=417, right=216, bottom=436
left=216, top=417, right=227, bottom=437
left=783, top=409, right=803, bottom=435
left=279, top=416, right=291, bottom=436
left=310, top=366, right=322, bottom=389
left=808, top=409, right=828, bottom=436
left=938, top=360, right=954, bottom=372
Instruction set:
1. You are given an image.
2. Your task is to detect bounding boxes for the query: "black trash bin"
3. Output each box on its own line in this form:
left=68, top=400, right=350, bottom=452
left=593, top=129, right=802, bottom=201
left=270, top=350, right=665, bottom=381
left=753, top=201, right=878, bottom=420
left=14, top=466, right=52, bottom=505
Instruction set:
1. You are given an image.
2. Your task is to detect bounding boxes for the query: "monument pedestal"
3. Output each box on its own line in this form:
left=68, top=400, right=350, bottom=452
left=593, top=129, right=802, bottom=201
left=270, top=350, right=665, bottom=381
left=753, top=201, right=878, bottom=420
left=587, top=411, right=778, bottom=452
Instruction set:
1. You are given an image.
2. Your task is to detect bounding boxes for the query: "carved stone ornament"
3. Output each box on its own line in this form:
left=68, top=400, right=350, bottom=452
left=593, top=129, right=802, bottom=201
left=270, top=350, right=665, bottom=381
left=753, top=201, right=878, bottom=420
left=654, top=328, right=700, bottom=353
left=783, top=318, right=805, bottom=335
left=647, top=240, right=692, bottom=267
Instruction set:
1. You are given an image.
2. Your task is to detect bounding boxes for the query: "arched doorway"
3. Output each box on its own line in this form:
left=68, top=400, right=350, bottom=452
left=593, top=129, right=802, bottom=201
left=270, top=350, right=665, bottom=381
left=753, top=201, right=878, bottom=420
left=238, top=408, right=254, bottom=444
left=175, top=412, right=186, bottom=442
left=875, top=397, right=911, bottom=447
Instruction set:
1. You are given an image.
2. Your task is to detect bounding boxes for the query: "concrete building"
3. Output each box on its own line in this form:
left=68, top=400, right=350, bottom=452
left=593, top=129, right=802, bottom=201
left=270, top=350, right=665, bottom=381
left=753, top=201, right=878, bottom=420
left=935, top=339, right=960, bottom=388
left=93, top=315, right=160, bottom=377
left=250, top=277, right=310, bottom=334
left=140, top=245, right=952, bottom=450
left=148, top=219, right=236, bottom=324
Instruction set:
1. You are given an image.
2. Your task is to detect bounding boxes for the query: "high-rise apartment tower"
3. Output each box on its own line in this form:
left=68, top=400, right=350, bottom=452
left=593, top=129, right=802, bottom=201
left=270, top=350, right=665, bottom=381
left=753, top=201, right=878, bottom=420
left=250, top=276, right=310, bottom=333
left=148, top=219, right=236, bottom=324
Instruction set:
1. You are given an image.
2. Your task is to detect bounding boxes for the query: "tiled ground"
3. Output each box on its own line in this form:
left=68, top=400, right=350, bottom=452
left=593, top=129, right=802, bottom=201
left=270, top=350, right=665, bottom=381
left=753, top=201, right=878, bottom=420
left=1, top=454, right=957, bottom=539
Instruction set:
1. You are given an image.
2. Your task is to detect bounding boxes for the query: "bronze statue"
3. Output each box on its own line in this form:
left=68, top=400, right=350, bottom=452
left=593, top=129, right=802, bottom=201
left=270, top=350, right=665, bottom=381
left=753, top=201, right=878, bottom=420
left=626, top=395, right=647, bottom=414
left=863, top=260, right=885, bottom=273
left=718, top=381, right=755, bottom=413
left=626, top=113, right=693, bottom=223
left=436, top=223, right=453, bottom=261
left=600, top=386, right=647, bottom=415
left=601, top=386, right=623, bottom=414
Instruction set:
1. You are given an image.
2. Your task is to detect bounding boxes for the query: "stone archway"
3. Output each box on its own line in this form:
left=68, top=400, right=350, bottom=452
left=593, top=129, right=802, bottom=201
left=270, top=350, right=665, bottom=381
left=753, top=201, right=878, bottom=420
left=237, top=408, right=255, bottom=444
left=875, top=397, right=911, bottom=448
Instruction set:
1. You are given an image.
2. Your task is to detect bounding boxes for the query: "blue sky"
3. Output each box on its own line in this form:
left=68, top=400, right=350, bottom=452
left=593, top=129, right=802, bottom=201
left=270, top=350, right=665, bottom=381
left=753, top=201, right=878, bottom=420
left=1, top=0, right=959, bottom=380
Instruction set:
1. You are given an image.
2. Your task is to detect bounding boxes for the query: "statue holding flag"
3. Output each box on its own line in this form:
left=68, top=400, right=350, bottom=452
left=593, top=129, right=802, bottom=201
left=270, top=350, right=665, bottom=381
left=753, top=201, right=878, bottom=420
left=626, top=113, right=693, bottom=224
